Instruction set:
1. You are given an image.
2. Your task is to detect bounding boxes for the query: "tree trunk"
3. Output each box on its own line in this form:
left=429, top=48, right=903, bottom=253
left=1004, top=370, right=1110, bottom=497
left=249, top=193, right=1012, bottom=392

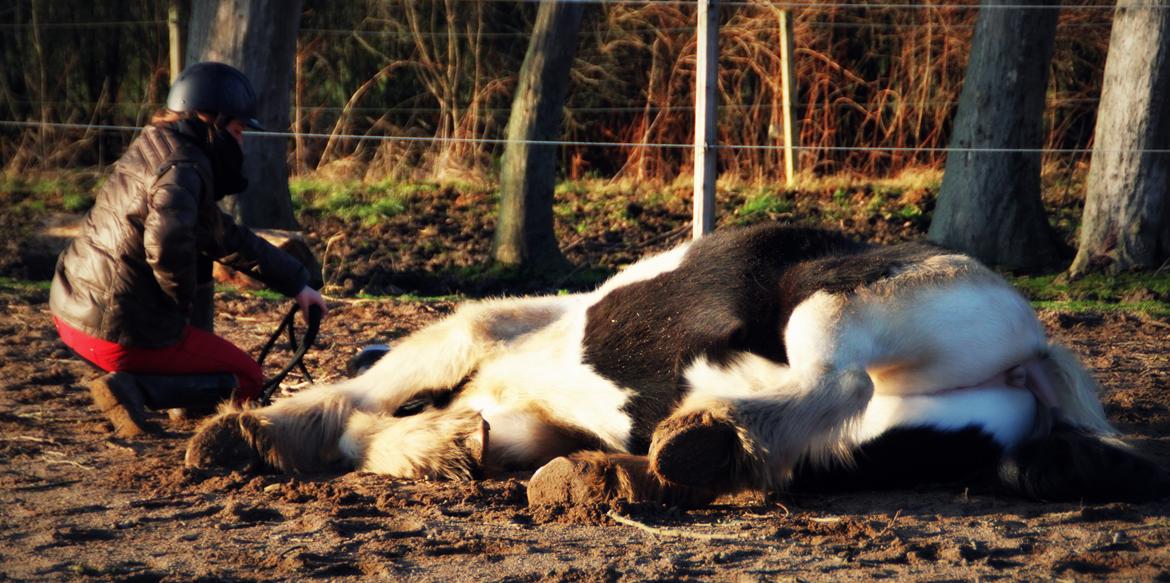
left=491, top=0, right=585, bottom=272
left=927, top=0, right=1061, bottom=270
left=1069, top=1, right=1170, bottom=277
left=185, top=0, right=303, bottom=230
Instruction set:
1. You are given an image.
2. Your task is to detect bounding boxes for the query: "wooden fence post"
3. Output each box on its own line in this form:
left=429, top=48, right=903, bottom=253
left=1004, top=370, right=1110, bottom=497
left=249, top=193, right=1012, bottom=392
left=168, top=0, right=184, bottom=84
left=779, top=9, right=799, bottom=187
left=693, top=0, right=719, bottom=239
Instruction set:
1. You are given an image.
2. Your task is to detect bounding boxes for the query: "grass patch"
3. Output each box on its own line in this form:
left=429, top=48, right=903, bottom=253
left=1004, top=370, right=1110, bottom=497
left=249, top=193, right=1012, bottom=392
left=62, top=192, right=95, bottom=212
left=1032, top=300, right=1170, bottom=319
left=291, top=177, right=413, bottom=225
left=1011, top=272, right=1170, bottom=318
left=213, top=285, right=288, bottom=302
left=1011, top=272, right=1170, bottom=303
left=734, top=188, right=794, bottom=223
left=1, top=172, right=99, bottom=213
left=0, top=277, right=52, bottom=292
left=246, top=289, right=286, bottom=301
left=792, top=167, right=944, bottom=198
left=354, top=291, right=463, bottom=303
left=553, top=178, right=690, bottom=237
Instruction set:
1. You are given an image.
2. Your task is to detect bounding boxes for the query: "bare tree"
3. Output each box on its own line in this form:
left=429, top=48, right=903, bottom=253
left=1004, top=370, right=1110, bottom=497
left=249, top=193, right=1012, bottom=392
left=491, top=0, right=586, bottom=272
left=186, top=0, right=304, bottom=229
left=1069, top=1, right=1170, bottom=277
left=927, top=0, right=1062, bottom=270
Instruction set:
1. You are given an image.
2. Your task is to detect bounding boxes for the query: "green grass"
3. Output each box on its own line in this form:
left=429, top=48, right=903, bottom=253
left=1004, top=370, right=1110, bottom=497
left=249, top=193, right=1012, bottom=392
left=290, top=177, right=412, bottom=225
left=1011, top=271, right=1170, bottom=318
left=1, top=174, right=97, bottom=213
left=734, top=188, right=795, bottom=223
left=0, top=277, right=51, bottom=292
left=62, top=192, right=95, bottom=212
left=1031, top=300, right=1170, bottom=318
left=1011, top=272, right=1170, bottom=302
left=355, top=291, right=463, bottom=303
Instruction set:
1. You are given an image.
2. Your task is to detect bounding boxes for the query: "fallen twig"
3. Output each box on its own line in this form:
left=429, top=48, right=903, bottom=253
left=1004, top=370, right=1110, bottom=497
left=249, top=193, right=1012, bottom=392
left=1, top=435, right=60, bottom=445
left=868, top=509, right=902, bottom=543
left=606, top=510, right=754, bottom=542
left=277, top=544, right=309, bottom=560
left=41, top=456, right=96, bottom=471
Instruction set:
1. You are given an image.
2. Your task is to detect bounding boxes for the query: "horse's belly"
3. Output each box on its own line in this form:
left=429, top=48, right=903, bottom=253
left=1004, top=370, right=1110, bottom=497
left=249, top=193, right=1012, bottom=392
left=853, top=387, right=1037, bottom=448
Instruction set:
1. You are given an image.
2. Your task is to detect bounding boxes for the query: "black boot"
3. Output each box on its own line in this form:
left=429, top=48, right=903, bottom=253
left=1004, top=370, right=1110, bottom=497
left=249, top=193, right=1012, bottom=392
left=134, top=373, right=239, bottom=414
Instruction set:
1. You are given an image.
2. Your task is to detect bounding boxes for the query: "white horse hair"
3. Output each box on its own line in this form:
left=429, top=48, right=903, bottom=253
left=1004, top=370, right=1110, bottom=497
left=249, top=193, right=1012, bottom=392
left=186, top=224, right=1167, bottom=506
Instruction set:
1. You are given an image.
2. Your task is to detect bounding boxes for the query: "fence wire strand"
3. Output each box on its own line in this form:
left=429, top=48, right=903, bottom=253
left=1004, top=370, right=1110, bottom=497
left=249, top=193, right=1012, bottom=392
left=3, top=119, right=1167, bottom=155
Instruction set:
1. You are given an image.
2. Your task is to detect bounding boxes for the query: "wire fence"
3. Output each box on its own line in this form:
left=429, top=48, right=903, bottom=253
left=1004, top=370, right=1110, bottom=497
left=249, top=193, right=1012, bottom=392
left=4, top=119, right=1167, bottom=155
left=0, top=0, right=1148, bottom=179
left=2, top=96, right=1109, bottom=112
left=0, top=17, right=1130, bottom=32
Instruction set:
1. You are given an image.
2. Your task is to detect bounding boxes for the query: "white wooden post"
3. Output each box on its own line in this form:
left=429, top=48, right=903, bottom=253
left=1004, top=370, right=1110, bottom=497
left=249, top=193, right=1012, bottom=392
left=779, top=9, right=799, bottom=187
left=693, top=0, right=719, bottom=239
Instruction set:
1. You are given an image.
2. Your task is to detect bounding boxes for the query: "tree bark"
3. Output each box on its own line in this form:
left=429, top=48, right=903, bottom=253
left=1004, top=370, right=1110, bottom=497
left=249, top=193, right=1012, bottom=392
left=927, top=0, right=1061, bottom=270
left=491, top=0, right=585, bottom=272
left=1069, top=0, right=1170, bottom=277
left=185, top=0, right=304, bottom=229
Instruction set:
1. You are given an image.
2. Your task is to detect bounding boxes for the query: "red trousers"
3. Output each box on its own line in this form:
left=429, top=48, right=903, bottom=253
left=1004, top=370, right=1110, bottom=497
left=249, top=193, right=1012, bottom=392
left=54, top=317, right=263, bottom=402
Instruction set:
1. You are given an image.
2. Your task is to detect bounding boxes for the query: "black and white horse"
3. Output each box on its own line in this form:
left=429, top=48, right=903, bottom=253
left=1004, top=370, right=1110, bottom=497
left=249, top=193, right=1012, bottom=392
left=187, top=224, right=1167, bottom=505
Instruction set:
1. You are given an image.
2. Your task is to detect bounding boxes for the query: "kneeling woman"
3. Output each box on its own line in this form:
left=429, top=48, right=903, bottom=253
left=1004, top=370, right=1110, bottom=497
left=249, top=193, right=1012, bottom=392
left=50, top=62, right=328, bottom=437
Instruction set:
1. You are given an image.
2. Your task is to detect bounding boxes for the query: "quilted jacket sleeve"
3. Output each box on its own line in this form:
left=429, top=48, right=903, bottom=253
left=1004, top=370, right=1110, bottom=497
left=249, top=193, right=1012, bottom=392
left=143, top=165, right=202, bottom=310
left=206, top=211, right=310, bottom=298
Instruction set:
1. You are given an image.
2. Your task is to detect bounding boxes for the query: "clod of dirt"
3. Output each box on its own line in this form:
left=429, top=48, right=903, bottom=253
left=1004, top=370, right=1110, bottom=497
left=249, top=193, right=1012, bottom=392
left=527, top=453, right=715, bottom=510
left=940, top=541, right=989, bottom=563
left=380, top=518, right=427, bottom=538
left=217, top=501, right=283, bottom=525
left=53, top=526, right=117, bottom=543
left=1075, top=503, right=1144, bottom=523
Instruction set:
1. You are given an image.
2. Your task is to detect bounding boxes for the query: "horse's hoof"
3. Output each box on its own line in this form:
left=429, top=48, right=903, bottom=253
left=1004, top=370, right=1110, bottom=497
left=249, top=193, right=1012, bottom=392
left=649, top=414, right=740, bottom=488
left=185, top=412, right=258, bottom=470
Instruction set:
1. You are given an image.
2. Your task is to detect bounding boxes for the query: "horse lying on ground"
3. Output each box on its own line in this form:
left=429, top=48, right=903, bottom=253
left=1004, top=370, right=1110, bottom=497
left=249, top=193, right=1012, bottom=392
left=186, top=224, right=1168, bottom=507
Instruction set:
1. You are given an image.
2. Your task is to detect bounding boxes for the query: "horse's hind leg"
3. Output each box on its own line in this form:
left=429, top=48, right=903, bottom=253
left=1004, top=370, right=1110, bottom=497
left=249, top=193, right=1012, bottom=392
left=649, top=292, right=876, bottom=493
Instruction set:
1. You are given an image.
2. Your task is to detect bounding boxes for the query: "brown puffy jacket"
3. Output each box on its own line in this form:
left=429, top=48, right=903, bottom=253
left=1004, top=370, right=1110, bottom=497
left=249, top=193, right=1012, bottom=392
left=50, top=124, right=308, bottom=348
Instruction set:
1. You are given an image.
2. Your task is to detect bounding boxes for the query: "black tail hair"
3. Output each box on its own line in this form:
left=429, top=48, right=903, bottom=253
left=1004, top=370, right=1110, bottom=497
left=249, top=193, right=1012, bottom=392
left=998, top=420, right=1169, bottom=503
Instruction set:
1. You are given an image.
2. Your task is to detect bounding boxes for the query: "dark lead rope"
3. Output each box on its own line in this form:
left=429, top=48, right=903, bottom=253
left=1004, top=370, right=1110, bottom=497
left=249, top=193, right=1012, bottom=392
left=257, top=303, right=323, bottom=405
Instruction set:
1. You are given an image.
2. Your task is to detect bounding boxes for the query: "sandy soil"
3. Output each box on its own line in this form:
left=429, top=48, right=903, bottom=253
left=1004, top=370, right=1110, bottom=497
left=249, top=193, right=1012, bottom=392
left=2, top=279, right=1169, bottom=581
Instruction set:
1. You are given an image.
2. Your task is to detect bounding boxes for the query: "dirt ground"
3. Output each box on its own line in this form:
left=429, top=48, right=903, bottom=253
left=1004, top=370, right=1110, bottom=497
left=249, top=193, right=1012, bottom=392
left=2, top=278, right=1169, bottom=581
left=2, top=181, right=1169, bottom=581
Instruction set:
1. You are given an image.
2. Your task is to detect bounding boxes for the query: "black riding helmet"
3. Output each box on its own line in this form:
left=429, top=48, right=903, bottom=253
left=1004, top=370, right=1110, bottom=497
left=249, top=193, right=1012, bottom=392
left=166, top=62, right=265, bottom=130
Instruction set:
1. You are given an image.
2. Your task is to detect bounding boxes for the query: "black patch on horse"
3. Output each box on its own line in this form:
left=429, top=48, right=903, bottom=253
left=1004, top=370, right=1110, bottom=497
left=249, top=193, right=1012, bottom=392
left=582, top=224, right=953, bottom=452
left=788, top=427, right=1005, bottom=493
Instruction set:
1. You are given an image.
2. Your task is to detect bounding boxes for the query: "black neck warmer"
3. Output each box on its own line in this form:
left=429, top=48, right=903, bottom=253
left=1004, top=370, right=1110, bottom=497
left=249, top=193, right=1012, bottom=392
left=173, top=118, right=249, bottom=199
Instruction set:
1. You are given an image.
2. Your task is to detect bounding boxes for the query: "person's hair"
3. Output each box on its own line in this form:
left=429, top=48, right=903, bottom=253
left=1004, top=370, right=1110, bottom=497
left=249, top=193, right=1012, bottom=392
left=150, top=109, right=217, bottom=127
left=150, top=109, right=221, bottom=145
left=150, top=108, right=191, bottom=126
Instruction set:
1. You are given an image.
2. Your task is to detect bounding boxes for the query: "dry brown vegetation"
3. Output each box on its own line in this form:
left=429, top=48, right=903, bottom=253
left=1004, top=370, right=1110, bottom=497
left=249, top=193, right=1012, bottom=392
left=2, top=1, right=1112, bottom=186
